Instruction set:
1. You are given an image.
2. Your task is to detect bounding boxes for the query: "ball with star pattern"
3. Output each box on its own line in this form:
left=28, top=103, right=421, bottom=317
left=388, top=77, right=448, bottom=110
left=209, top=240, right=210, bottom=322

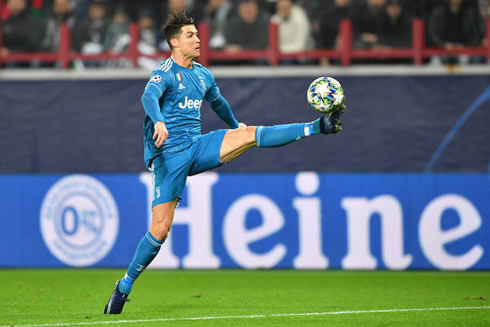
left=307, top=77, right=345, bottom=114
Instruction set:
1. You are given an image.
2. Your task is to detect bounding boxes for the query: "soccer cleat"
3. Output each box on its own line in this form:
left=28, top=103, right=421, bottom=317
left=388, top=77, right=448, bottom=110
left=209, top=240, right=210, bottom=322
left=104, top=280, right=130, bottom=314
left=320, top=104, right=345, bottom=134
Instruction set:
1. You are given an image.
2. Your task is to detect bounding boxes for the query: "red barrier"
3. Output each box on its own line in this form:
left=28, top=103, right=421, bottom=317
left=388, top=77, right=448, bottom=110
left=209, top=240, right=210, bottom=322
left=197, top=22, right=210, bottom=66
left=0, top=19, right=489, bottom=69
left=129, top=23, right=139, bottom=67
left=269, top=22, right=280, bottom=66
left=340, top=19, right=353, bottom=66
left=59, top=23, right=70, bottom=69
left=0, top=24, right=2, bottom=67
left=412, top=18, right=424, bottom=65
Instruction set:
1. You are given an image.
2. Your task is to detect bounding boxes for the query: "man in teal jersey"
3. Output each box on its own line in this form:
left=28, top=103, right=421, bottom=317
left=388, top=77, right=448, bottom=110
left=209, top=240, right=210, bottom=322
left=104, top=10, right=344, bottom=314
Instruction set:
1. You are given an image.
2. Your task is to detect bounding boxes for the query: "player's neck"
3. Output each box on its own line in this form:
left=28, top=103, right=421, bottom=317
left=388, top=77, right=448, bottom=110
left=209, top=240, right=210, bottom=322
left=171, top=54, right=194, bottom=69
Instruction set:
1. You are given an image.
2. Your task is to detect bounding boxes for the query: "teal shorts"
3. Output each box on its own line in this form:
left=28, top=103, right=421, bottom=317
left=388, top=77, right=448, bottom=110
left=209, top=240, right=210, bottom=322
left=148, top=129, right=227, bottom=207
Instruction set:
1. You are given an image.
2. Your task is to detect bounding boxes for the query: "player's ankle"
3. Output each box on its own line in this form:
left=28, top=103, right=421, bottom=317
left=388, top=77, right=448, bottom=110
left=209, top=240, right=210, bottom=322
left=118, top=275, right=134, bottom=294
left=306, top=119, right=321, bottom=136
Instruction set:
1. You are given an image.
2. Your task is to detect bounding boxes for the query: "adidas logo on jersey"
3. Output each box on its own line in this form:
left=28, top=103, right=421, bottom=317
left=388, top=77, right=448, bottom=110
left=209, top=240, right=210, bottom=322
left=178, top=96, right=203, bottom=110
left=178, top=83, right=185, bottom=90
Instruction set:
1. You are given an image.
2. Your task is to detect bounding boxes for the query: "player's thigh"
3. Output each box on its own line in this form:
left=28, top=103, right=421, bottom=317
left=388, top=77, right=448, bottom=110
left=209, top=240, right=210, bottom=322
left=150, top=153, right=190, bottom=207
left=219, top=126, right=257, bottom=163
left=188, top=129, right=227, bottom=175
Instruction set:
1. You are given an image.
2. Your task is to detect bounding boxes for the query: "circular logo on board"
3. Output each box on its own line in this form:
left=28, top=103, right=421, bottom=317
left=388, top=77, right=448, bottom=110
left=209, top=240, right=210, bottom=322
left=40, top=175, right=119, bottom=267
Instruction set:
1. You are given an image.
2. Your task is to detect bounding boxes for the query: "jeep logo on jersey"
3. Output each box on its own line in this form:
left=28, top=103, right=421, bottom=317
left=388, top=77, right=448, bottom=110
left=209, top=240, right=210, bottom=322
left=178, top=96, right=203, bottom=110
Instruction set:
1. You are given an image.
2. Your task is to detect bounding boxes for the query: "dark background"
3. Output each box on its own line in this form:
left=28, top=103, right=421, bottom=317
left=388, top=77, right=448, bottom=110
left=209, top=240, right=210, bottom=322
left=1, top=75, right=489, bottom=173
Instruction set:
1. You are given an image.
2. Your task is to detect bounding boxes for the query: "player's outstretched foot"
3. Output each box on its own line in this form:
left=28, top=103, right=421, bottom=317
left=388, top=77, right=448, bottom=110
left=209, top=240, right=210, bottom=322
left=104, top=280, right=130, bottom=314
left=320, top=104, right=345, bottom=134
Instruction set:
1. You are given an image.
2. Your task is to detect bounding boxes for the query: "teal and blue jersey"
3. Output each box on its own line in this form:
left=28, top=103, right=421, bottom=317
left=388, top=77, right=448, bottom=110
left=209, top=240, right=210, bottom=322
left=141, top=57, right=239, bottom=167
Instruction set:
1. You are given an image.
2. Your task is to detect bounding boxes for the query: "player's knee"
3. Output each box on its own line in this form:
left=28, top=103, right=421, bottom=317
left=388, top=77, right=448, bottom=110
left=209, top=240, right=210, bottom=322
left=152, top=223, right=171, bottom=241
left=243, top=126, right=257, bottom=144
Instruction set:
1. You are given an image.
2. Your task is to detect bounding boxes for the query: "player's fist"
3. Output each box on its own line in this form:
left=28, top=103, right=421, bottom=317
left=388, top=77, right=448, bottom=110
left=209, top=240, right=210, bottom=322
left=238, top=122, right=247, bottom=128
left=153, top=121, right=168, bottom=148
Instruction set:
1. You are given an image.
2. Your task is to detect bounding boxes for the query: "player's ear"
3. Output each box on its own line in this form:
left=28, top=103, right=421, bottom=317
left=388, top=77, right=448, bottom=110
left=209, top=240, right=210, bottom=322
left=170, top=37, right=179, bottom=49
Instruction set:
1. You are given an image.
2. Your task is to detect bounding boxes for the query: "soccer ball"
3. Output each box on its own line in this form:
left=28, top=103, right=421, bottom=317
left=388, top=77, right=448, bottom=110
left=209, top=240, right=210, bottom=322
left=307, top=77, right=345, bottom=114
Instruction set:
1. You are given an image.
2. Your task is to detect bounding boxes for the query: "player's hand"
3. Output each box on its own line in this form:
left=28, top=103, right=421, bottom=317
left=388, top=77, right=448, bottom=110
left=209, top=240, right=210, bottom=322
left=238, top=122, right=247, bottom=128
left=153, top=121, right=168, bottom=148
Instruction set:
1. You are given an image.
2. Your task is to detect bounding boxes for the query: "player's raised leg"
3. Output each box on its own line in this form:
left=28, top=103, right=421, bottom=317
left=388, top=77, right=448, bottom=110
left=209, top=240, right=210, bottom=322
left=220, top=108, right=344, bottom=162
left=104, top=199, right=178, bottom=314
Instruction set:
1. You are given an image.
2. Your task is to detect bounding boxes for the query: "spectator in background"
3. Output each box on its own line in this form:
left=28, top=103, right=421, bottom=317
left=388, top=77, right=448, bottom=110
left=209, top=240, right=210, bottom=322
left=162, top=0, right=186, bottom=17
left=353, top=0, right=387, bottom=49
left=161, top=0, right=204, bottom=25
left=479, top=0, right=490, bottom=18
left=271, top=0, right=313, bottom=64
left=70, top=0, right=92, bottom=20
left=136, top=7, right=160, bottom=70
left=226, top=0, right=269, bottom=53
left=0, top=0, right=8, bottom=20
left=479, top=0, right=489, bottom=53
left=103, top=5, right=131, bottom=68
left=407, top=0, right=444, bottom=19
left=204, top=0, right=233, bottom=49
left=138, top=8, right=157, bottom=51
left=317, top=0, right=353, bottom=65
left=42, top=0, right=75, bottom=53
left=104, top=6, right=130, bottom=53
left=116, top=0, right=160, bottom=22
left=71, top=0, right=109, bottom=67
left=1, top=0, right=45, bottom=66
left=378, top=0, right=411, bottom=49
left=428, top=0, right=482, bottom=64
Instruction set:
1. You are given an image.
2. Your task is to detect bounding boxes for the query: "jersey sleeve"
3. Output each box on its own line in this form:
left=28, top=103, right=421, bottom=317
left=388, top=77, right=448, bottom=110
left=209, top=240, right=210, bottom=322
left=202, top=68, right=239, bottom=129
left=144, top=71, right=169, bottom=97
left=203, top=69, right=221, bottom=103
left=141, top=70, right=172, bottom=124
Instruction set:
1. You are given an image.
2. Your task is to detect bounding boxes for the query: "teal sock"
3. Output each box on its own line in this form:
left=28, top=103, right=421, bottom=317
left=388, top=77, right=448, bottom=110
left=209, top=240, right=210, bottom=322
left=118, top=274, right=134, bottom=294
left=255, top=119, right=321, bottom=148
left=118, top=231, right=164, bottom=294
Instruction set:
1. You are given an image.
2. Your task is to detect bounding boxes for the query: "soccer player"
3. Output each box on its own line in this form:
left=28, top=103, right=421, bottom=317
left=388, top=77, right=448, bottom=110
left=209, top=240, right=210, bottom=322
left=104, top=10, right=344, bottom=314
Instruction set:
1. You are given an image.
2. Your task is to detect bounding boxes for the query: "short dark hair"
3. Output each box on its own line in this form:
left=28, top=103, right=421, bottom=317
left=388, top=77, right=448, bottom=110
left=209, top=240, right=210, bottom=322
left=161, top=10, right=195, bottom=49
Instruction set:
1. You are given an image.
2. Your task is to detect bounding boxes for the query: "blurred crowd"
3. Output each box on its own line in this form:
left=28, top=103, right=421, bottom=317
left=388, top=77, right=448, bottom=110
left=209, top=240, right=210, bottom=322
left=1, top=0, right=489, bottom=67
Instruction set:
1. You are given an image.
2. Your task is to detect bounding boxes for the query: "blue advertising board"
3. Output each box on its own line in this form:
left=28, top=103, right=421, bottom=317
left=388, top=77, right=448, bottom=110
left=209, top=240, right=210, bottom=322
left=1, top=75, right=490, bottom=173
left=0, top=172, right=488, bottom=270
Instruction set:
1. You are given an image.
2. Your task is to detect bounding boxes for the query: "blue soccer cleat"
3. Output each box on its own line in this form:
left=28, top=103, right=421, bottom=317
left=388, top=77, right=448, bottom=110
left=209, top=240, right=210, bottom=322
left=320, top=104, right=345, bottom=134
left=104, top=280, right=130, bottom=314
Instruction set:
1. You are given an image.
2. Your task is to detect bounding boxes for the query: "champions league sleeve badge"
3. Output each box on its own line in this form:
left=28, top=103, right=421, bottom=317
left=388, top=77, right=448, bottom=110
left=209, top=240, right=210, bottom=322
left=151, top=75, right=162, bottom=83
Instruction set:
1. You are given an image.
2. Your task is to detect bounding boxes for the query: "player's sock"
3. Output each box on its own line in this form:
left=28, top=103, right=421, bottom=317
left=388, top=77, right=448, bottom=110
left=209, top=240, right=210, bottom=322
left=118, top=274, right=134, bottom=295
left=118, top=231, right=164, bottom=294
left=255, top=120, right=321, bottom=148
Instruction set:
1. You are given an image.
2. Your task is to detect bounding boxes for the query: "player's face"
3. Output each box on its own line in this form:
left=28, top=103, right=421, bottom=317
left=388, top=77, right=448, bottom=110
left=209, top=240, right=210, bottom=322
left=176, top=25, right=200, bottom=60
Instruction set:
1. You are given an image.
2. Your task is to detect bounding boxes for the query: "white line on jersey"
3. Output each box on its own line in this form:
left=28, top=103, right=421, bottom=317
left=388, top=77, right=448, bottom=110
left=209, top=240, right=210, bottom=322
left=159, top=59, right=173, bottom=72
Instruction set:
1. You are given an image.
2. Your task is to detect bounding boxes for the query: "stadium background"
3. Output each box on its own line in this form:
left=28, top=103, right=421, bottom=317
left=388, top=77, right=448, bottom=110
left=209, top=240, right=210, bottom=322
left=2, top=1, right=490, bottom=325
left=0, top=67, right=489, bottom=271
left=0, top=0, right=489, bottom=271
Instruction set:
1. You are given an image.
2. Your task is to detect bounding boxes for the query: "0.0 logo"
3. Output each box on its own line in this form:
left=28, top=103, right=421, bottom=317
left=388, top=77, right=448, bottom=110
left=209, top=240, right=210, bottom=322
left=40, top=175, right=119, bottom=267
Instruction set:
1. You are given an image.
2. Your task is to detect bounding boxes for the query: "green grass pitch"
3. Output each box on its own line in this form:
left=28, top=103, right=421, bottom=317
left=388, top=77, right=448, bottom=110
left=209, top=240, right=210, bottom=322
left=1, top=269, right=489, bottom=326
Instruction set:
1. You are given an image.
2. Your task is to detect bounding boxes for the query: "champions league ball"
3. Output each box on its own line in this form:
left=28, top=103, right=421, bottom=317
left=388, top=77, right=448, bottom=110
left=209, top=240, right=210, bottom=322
left=307, top=77, right=345, bottom=114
